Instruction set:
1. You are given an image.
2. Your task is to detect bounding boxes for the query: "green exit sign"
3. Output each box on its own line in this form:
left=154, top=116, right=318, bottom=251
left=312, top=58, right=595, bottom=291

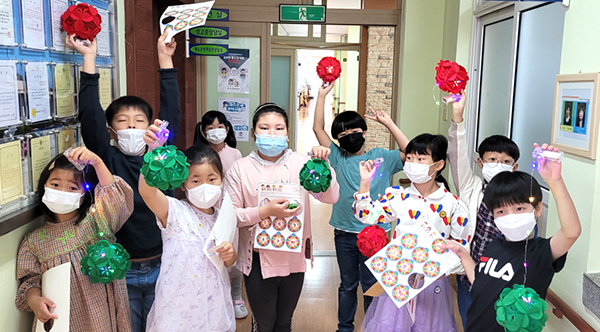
left=280, top=5, right=326, bottom=23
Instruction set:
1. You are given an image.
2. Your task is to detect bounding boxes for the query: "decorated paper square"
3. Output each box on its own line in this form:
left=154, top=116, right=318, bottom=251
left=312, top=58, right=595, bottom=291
left=254, top=182, right=304, bottom=253
left=365, top=219, right=461, bottom=308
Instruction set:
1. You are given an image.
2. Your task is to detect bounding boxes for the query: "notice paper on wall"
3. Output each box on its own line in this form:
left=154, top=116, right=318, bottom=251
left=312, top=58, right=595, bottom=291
left=0, top=140, right=23, bottom=204
left=21, top=0, right=46, bottom=50
left=54, top=63, right=75, bottom=118
left=50, top=0, right=69, bottom=52
left=0, top=60, right=20, bottom=127
left=0, top=0, right=15, bottom=46
left=25, top=62, right=52, bottom=122
left=218, top=97, right=249, bottom=141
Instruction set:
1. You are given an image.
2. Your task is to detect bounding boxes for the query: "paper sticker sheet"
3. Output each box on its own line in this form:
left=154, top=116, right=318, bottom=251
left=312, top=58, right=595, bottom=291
left=365, top=219, right=461, bottom=309
left=254, top=182, right=304, bottom=253
left=159, top=1, right=214, bottom=43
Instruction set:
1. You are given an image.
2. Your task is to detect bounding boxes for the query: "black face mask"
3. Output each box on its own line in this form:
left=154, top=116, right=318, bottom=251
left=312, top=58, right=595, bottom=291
left=338, top=132, right=365, bottom=153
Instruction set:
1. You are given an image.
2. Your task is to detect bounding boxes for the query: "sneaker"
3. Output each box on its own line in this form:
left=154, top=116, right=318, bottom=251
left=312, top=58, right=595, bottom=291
left=234, top=299, right=248, bottom=319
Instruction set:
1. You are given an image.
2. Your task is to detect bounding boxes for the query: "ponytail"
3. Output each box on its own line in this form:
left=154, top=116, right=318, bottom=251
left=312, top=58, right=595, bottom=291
left=224, top=120, right=237, bottom=148
left=435, top=173, right=451, bottom=193
left=193, top=111, right=238, bottom=148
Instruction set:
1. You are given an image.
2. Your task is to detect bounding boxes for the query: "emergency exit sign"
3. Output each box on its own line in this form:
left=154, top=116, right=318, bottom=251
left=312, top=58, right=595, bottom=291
left=280, top=5, right=326, bottom=23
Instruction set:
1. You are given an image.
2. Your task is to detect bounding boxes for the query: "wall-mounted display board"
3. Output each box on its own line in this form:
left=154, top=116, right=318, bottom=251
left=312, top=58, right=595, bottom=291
left=0, top=0, right=119, bottom=236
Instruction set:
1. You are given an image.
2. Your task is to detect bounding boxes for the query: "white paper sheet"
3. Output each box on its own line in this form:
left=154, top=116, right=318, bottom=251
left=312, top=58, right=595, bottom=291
left=0, top=60, right=20, bottom=127
left=365, top=219, right=461, bottom=309
left=203, top=191, right=237, bottom=275
left=21, top=0, right=45, bottom=50
left=49, top=0, right=68, bottom=52
left=26, top=62, right=51, bottom=122
left=35, top=262, right=71, bottom=332
left=0, top=0, right=15, bottom=46
left=159, top=1, right=214, bottom=43
left=96, top=9, right=110, bottom=56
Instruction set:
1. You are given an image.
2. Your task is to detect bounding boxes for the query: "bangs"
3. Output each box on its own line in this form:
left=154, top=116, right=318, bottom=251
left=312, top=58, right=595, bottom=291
left=331, top=111, right=367, bottom=139
left=484, top=171, right=542, bottom=211
left=405, top=139, right=432, bottom=156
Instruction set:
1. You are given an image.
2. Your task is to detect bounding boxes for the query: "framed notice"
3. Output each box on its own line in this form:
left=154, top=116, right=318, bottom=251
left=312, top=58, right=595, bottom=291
left=0, top=0, right=15, bottom=46
left=551, top=73, right=600, bottom=159
left=20, top=0, right=46, bottom=50
left=53, top=63, right=75, bottom=118
left=0, top=60, right=20, bottom=128
left=0, top=140, right=23, bottom=204
left=25, top=62, right=52, bottom=123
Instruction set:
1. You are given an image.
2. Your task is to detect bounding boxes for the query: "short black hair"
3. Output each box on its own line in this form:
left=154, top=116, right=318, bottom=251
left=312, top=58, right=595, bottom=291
left=331, top=111, right=367, bottom=140
left=184, top=145, right=224, bottom=179
left=484, top=171, right=542, bottom=212
left=406, top=134, right=450, bottom=190
left=478, top=135, right=520, bottom=161
left=194, top=111, right=237, bottom=148
left=105, top=96, right=153, bottom=127
left=37, top=154, right=95, bottom=225
left=252, top=103, right=289, bottom=130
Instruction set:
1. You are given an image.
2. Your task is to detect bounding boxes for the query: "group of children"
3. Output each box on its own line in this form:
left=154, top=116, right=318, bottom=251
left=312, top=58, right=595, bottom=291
left=14, top=30, right=580, bottom=332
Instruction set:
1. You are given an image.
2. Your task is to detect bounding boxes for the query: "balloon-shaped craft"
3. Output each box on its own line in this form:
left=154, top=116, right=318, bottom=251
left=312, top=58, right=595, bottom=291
left=317, top=56, right=342, bottom=87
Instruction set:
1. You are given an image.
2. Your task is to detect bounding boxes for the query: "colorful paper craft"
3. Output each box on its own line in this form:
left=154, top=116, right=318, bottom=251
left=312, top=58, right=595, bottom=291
left=254, top=182, right=304, bottom=253
left=159, top=1, right=215, bottom=43
left=365, top=219, right=461, bottom=309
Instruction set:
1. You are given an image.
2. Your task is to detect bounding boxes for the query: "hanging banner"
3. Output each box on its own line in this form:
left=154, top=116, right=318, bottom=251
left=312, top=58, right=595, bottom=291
left=187, top=43, right=229, bottom=56
left=189, top=26, right=229, bottom=39
left=218, top=49, right=250, bottom=94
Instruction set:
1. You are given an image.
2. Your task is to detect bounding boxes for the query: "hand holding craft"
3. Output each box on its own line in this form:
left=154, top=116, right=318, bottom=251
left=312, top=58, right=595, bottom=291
left=140, top=145, right=190, bottom=191
left=435, top=59, right=469, bottom=103
left=261, top=197, right=300, bottom=219
left=495, top=284, right=548, bottom=332
left=80, top=240, right=131, bottom=284
left=316, top=56, right=342, bottom=87
left=299, top=158, right=332, bottom=193
left=61, top=3, right=102, bottom=42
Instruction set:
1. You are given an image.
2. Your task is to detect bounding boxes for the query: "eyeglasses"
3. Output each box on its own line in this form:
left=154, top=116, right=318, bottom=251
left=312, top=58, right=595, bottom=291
left=482, top=160, right=515, bottom=167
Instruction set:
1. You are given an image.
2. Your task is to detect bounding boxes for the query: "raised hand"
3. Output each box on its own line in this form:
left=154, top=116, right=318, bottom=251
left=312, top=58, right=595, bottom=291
left=365, top=107, right=393, bottom=127
left=359, top=160, right=379, bottom=184
left=318, top=82, right=335, bottom=97
left=157, top=29, right=176, bottom=69
left=144, top=119, right=169, bottom=150
left=449, top=92, right=467, bottom=123
left=534, top=143, right=562, bottom=183
left=65, top=34, right=97, bottom=57
left=66, top=146, right=102, bottom=167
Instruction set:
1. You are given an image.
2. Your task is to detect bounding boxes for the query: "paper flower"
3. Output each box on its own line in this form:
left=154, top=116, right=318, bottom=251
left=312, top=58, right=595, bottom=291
left=80, top=240, right=131, bottom=284
left=61, top=3, right=102, bottom=41
left=316, top=57, right=342, bottom=85
left=435, top=60, right=469, bottom=95
left=495, top=284, right=548, bottom=332
left=140, top=145, right=190, bottom=191
left=299, top=158, right=332, bottom=193
left=357, top=225, right=389, bottom=258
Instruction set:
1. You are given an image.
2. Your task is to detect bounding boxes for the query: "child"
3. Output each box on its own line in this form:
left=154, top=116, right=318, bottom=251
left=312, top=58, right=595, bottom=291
left=139, top=121, right=237, bottom=331
left=193, top=110, right=247, bottom=318
left=354, top=134, right=474, bottom=332
left=193, top=110, right=242, bottom=174
left=444, top=144, right=580, bottom=332
left=446, top=93, right=520, bottom=326
left=67, top=30, right=181, bottom=331
left=16, top=147, right=134, bottom=332
left=313, top=83, right=408, bottom=332
left=224, top=103, right=340, bottom=332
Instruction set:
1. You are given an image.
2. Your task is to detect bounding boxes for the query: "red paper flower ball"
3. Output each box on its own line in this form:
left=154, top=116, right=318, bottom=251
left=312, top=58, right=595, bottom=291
left=62, top=3, right=102, bottom=41
left=316, top=57, right=342, bottom=84
left=435, top=60, right=469, bottom=94
left=357, top=225, right=389, bottom=258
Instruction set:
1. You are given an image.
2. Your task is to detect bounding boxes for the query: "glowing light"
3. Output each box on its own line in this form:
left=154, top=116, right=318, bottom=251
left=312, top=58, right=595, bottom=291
left=101, top=253, right=106, bottom=258
left=98, top=232, right=104, bottom=237
left=528, top=197, right=534, bottom=203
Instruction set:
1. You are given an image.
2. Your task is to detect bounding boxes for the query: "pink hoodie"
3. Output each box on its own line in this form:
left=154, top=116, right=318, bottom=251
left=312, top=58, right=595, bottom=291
left=224, top=149, right=339, bottom=279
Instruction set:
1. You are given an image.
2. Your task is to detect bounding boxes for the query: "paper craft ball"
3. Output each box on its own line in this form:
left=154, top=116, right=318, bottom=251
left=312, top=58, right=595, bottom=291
left=80, top=240, right=131, bottom=284
left=495, top=284, right=548, bottom=332
left=61, top=3, right=102, bottom=41
left=140, top=146, right=190, bottom=191
left=435, top=60, right=469, bottom=95
left=356, top=225, right=389, bottom=258
left=299, top=158, right=332, bottom=193
left=316, top=57, right=342, bottom=84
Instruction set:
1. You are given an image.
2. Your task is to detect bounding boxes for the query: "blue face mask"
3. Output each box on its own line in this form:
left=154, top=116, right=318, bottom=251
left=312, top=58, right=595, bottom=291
left=255, top=134, right=288, bottom=157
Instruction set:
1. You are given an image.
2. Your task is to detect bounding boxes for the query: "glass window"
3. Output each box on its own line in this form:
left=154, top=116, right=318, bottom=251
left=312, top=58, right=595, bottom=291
left=326, top=0, right=361, bottom=9
left=277, top=24, right=309, bottom=37
left=476, top=18, right=514, bottom=147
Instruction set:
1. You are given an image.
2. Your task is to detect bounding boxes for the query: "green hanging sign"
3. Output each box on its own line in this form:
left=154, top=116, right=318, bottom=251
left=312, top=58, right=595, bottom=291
left=188, top=44, right=229, bottom=56
left=207, top=8, right=229, bottom=21
left=189, top=26, right=229, bottom=39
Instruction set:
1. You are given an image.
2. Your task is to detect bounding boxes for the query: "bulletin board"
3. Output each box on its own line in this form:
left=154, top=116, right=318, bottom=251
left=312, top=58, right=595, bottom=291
left=0, top=0, right=118, bottom=236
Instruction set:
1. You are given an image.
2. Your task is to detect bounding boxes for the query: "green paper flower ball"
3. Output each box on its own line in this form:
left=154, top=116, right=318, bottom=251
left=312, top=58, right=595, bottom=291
left=81, top=240, right=131, bottom=284
left=495, top=284, right=548, bottom=332
left=141, top=145, right=190, bottom=191
left=299, top=158, right=332, bottom=193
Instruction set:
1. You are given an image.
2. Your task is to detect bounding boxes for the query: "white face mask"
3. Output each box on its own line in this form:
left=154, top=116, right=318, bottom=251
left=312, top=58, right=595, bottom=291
left=206, top=128, right=227, bottom=145
left=494, top=211, right=536, bottom=241
left=403, top=161, right=437, bottom=184
left=42, top=187, right=84, bottom=214
left=482, top=162, right=514, bottom=182
left=186, top=184, right=222, bottom=209
left=114, top=129, right=147, bottom=156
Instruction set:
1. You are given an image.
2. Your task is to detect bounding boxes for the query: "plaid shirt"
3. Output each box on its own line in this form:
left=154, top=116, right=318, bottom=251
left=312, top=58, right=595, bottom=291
left=460, top=183, right=500, bottom=288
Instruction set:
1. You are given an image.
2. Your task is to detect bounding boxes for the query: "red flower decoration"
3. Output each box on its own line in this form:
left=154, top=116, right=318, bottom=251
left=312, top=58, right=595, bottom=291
left=61, top=3, right=102, bottom=41
left=435, top=60, right=469, bottom=94
left=357, top=225, right=389, bottom=258
left=316, top=57, right=342, bottom=84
